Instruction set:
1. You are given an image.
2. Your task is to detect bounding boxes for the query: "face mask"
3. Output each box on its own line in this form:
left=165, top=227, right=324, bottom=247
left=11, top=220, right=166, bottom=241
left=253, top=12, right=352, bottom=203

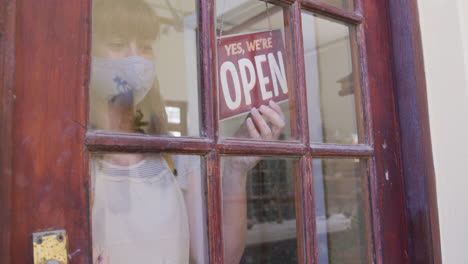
left=91, top=56, right=155, bottom=107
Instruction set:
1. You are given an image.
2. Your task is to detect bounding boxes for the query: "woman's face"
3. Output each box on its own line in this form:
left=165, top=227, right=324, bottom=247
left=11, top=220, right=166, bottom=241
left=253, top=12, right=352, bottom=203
left=93, top=35, right=154, bottom=60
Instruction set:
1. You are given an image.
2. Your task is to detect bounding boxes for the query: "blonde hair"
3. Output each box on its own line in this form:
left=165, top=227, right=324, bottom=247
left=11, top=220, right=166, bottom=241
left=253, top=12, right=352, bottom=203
left=92, top=0, right=160, bottom=41
left=91, top=0, right=168, bottom=135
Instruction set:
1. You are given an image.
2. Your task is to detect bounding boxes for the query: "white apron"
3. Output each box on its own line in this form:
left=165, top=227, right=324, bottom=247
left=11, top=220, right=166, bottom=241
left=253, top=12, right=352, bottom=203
left=92, top=156, right=190, bottom=264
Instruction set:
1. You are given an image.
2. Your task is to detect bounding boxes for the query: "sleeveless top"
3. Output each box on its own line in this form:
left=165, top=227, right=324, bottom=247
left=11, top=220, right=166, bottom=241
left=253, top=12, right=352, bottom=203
left=91, top=155, right=190, bottom=263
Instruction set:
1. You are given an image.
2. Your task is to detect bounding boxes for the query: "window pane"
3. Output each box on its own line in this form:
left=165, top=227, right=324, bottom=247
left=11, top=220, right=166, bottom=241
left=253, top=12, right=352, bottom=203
left=317, top=0, right=354, bottom=11
left=302, top=12, right=364, bottom=144
left=216, top=1, right=297, bottom=141
left=221, top=156, right=299, bottom=263
left=89, top=0, right=200, bottom=137
left=313, top=158, right=372, bottom=264
left=91, top=153, right=207, bottom=263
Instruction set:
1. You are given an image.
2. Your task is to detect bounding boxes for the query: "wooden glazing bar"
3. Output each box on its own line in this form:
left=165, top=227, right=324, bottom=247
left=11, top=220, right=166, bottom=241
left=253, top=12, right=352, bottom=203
left=217, top=138, right=307, bottom=156
left=200, top=0, right=216, bottom=139
left=301, top=0, right=363, bottom=24
left=300, top=154, right=317, bottom=264
left=355, top=25, right=379, bottom=262
left=85, top=133, right=213, bottom=154
left=349, top=26, right=366, bottom=144
left=206, top=151, right=224, bottom=264
left=293, top=158, right=305, bottom=264
left=85, top=149, right=94, bottom=262
left=355, top=0, right=363, bottom=15
left=367, top=158, right=382, bottom=264
left=291, top=1, right=310, bottom=145
left=360, top=159, right=377, bottom=264
left=357, top=23, right=374, bottom=146
left=310, top=143, right=373, bottom=157
left=289, top=3, right=315, bottom=263
left=283, top=5, right=301, bottom=142
left=355, top=0, right=376, bottom=260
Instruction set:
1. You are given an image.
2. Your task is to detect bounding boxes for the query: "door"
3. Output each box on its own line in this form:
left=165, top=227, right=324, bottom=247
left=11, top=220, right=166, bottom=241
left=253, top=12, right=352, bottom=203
left=0, top=0, right=439, bottom=263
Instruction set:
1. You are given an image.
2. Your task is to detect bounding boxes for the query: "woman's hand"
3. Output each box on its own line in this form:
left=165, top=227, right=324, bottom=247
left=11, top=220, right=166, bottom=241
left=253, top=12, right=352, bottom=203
left=227, top=100, right=286, bottom=173
left=245, top=100, right=286, bottom=141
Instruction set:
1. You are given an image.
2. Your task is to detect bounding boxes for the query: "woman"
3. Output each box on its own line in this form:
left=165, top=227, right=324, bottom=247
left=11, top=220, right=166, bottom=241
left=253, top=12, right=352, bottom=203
left=90, top=0, right=285, bottom=263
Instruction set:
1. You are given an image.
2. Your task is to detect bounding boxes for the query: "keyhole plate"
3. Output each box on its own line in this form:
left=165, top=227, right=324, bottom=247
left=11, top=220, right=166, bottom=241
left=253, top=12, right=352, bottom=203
left=32, top=230, right=68, bottom=264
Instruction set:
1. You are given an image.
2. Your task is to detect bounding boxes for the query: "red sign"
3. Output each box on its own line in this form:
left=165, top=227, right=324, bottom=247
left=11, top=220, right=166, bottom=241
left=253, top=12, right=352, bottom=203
left=217, top=30, right=289, bottom=120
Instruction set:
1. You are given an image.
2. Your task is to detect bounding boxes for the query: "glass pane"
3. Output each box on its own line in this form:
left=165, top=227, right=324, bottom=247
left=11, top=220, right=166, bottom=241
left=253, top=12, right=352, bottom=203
left=318, top=0, right=354, bottom=11
left=302, top=12, right=364, bottom=144
left=221, top=156, right=299, bottom=263
left=89, top=0, right=200, bottom=137
left=216, top=1, right=297, bottom=141
left=91, top=153, right=207, bottom=263
left=313, top=158, right=372, bottom=264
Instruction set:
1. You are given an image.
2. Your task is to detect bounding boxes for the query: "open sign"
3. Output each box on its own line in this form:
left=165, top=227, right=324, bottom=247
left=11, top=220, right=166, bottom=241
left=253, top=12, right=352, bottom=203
left=217, top=30, right=289, bottom=120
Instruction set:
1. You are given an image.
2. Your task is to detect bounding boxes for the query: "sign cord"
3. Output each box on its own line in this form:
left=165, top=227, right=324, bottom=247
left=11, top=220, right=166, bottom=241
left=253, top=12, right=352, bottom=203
left=218, top=0, right=227, bottom=44
left=266, top=2, right=272, bottom=36
left=219, top=2, right=273, bottom=43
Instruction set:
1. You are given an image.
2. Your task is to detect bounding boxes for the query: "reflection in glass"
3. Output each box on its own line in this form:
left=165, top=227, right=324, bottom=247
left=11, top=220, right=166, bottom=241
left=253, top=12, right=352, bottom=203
left=89, top=0, right=200, bottom=136
left=319, top=0, right=354, bottom=10
left=166, top=106, right=181, bottom=124
left=222, top=156, right=299, bottom=264
left=170, top=131, right=182, bottom=137
left=91, top=153, right=207, bottom=263
left=302, top=12, right=363, bottom=144
left=216, top=0, right=296, bottom=141
left=313, top=158, right=372, bottom=264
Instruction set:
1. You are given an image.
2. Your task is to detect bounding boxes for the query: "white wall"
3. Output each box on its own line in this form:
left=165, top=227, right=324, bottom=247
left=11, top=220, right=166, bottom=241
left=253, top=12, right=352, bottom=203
left=418, top=1, right=468, bottom=262
left=460, top=1, right=468, bottom=95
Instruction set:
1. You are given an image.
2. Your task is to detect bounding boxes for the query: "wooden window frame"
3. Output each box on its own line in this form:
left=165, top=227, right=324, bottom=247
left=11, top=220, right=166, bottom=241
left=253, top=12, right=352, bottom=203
left=0, top=0, right=441, bottom=263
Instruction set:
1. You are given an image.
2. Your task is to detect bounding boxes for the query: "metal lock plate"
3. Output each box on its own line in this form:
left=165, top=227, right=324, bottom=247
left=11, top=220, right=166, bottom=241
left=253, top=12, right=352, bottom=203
left=32, top=230, right=68, bottom=264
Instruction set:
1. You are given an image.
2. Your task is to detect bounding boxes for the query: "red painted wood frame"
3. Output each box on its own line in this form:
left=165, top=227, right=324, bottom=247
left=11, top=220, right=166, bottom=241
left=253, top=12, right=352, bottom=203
left=0, top=0, right=441, bottom=263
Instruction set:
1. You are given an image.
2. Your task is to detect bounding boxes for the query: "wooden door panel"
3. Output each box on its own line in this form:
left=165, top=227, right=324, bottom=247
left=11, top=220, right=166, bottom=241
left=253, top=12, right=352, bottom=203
left=361, top=0, right=409, bottom=262
left=9, top=0, right=91, bottom=263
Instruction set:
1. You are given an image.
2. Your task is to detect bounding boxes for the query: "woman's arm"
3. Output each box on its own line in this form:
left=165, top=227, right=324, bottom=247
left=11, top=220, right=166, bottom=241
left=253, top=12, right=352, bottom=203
left=184, top=100, right=285, bottom=264
left=222, top=100, right=285, bottom=264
